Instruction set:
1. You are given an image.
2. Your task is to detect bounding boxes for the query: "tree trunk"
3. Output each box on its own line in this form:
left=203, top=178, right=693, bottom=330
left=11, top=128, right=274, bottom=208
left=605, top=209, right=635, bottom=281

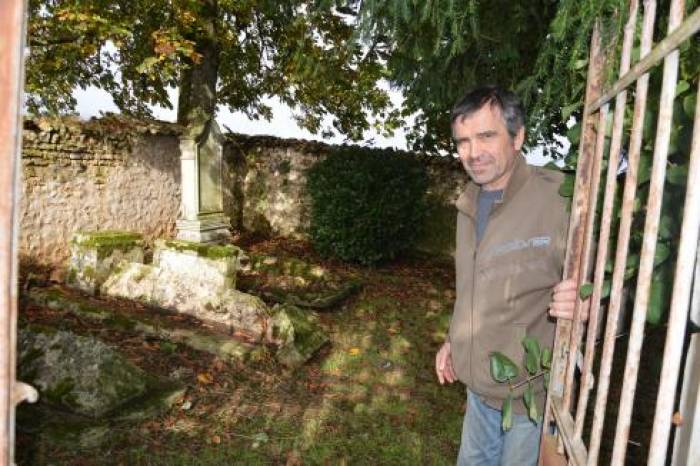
left=177, top=0, right=219, bottom=133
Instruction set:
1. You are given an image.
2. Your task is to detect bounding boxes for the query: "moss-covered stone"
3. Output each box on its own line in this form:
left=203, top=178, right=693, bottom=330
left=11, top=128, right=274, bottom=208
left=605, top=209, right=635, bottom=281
left=16, top=373, right=185, bottom=452
left=67, top=230, right=145, bottom=295
left=268, top=304, right=329, bottom=368
left=241, top=254, right=361, bottom=310
left=72, top=230, right=143, bottom=249
left=161, top=239, right=240, bottom=260
left=261, top=281, right=362, bottom=310
left=17, top=326, right=150, bottom=418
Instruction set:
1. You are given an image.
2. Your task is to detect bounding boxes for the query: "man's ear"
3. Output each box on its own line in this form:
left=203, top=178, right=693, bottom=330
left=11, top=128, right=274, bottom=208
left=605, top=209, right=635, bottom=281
left=513, top=126, right=525, bottom=152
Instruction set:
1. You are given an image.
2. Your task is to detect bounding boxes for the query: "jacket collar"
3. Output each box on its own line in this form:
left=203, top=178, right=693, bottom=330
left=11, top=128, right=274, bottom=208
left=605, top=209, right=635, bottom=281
left=455, top=154, right=531, bottom=218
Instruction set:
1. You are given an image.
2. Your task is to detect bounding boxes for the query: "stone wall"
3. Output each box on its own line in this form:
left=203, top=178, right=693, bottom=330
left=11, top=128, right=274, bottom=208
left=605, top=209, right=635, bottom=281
left=20, top=117, right=182, bottom=268
left=20, top=117, right=467, bottom=270
left=226, top=134, right=467, bottom=255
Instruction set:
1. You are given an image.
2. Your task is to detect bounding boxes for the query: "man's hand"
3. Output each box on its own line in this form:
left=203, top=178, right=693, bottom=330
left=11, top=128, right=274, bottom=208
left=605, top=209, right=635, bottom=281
left=549, top=278, right=590, bottom=321
left=435, top=341, right=457, bottom=385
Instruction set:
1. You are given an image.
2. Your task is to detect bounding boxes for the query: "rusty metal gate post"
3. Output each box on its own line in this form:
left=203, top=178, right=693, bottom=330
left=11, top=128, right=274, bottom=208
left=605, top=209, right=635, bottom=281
left=0, top=0, right=38, bottom=464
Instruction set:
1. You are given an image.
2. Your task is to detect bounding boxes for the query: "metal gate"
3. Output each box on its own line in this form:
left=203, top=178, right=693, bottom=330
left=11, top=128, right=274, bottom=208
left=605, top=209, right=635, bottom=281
left=542, top=0, right=700, bottom=465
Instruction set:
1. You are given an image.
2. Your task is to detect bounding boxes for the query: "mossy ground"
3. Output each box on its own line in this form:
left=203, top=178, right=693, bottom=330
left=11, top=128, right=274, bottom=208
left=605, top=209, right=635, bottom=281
left=17, top=238, right=465, bottom=465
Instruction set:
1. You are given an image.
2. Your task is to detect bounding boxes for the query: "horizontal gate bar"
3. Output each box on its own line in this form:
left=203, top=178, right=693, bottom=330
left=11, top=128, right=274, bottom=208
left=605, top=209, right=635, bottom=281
left=587, top=6, right=700, bottom=115
left=550, top=396, right=588, bottom=466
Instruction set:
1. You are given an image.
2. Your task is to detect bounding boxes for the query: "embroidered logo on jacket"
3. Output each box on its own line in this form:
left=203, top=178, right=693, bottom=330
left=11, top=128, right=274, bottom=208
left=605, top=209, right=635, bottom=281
left=486, top=236, right=551, bottom=258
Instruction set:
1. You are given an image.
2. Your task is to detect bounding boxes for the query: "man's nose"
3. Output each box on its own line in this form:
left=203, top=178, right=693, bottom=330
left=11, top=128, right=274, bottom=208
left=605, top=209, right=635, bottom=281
left=457, top=141, right=473, bottom=161
left=462, top=143, right=483, bottom=162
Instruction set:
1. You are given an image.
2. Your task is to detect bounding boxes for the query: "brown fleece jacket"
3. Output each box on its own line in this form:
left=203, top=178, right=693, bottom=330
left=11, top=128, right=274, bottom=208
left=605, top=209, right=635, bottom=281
left=448, top=155, right=569, bottom=415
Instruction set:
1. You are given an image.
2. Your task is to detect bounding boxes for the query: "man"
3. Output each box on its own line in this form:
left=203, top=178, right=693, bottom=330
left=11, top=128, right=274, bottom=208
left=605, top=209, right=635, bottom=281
left=435, top=86, right=582, bottom=466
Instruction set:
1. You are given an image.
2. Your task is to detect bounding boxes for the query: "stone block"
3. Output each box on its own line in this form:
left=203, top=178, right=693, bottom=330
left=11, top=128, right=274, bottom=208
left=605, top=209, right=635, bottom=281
left=66, top=231, right=144, bottom=295
left=154, top=239, right=241, bottom=290
left=17, top=326, right=150, bottom=418
left=267, top=304, right=329, bottom=368
left=102, top=259, right=269, bottom=340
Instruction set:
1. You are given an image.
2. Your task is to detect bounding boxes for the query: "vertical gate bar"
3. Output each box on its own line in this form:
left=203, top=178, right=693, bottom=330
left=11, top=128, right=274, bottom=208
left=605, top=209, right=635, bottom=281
left=671, top=332, right=700, bottom=465
left=647, top=77, right=700, bottom=466
left=584, top=1, right=657, bottom=457
left=610, top=0, right=685, bottom=463
left=564, top=100, right=608, bottom=414
left=0, top=0, right=28, bottom=464
left=543, top=22, right=604, bottom=435
left=564, top=0, right=640, bottom=417
left=670, top=233, right=700, bottom=466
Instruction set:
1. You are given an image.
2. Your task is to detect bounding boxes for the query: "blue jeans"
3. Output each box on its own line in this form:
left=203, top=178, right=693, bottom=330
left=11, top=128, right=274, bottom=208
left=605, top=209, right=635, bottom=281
left=457, top=389, right=542, bottom=466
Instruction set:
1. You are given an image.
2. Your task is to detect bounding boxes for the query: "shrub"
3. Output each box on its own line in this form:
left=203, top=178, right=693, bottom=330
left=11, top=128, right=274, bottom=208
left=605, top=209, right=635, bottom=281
left=307, top=147, right=428, bottom=265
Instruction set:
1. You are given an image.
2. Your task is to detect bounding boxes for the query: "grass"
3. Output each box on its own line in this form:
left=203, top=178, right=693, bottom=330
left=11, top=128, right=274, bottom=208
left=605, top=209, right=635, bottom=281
left=17, top=240, right=466, bottom=465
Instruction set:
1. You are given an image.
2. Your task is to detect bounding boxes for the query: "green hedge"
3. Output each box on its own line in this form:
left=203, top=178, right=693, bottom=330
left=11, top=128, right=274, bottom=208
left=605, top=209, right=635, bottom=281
left=307, top=147, right=428, bottom=265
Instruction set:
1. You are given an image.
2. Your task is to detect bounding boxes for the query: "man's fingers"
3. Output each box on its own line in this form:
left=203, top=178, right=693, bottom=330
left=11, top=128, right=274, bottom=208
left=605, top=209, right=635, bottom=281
left=553, top=278, right=578, bottom=293
left=435, top=352, right=445, bottom=384
left=549, top=300, right=590, bottom=321
left=435, top=343, right=453, bottom=385
left=551, top=289, right=578, bottom=302
left=435, top=348, right=448, bottom=384
left=445, top=361, right=456, bottom=383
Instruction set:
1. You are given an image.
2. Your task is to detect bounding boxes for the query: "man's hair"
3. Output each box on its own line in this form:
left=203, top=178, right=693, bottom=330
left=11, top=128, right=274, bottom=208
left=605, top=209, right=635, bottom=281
left=451, top=86, right=525, bottom=139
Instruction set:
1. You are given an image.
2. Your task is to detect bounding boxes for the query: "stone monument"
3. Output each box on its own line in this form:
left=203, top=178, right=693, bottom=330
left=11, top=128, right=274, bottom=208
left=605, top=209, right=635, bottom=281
left=176, top=119, right=231, bottom=243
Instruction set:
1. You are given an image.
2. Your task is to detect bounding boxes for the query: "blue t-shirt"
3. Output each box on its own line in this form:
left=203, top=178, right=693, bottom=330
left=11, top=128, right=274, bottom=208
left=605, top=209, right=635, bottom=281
left=476, top=189, right=503, bottom=243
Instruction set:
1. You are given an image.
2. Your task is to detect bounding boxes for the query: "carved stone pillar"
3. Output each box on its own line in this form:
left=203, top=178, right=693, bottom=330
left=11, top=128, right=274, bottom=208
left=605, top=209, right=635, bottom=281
left=176, top=119, right=231, bottom=243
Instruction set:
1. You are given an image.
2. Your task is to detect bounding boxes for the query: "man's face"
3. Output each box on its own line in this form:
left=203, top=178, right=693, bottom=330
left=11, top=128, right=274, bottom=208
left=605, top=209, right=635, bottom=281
left=452, top=103, right=524, bottom=191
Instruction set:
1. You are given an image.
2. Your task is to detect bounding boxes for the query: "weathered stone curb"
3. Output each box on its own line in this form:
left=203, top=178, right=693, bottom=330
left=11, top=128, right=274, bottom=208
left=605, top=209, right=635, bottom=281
left=242, top=254, right=363, bottom=310
left=259, top=280, right=362, bottom=310
left=26, top=287, right=264, bottom=363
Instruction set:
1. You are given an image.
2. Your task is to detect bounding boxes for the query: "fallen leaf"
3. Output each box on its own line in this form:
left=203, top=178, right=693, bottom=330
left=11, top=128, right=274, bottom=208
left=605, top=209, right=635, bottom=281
left=349, top=348, right=360, bottom=356
left=213, top=359, right=226, bottom=372
left=285, top=450, right=302, bottom=466
left=197, top=372, right=213, bottom=384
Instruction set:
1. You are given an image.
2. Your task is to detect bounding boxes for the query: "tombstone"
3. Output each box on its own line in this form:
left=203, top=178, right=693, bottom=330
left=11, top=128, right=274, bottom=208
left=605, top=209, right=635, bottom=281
left=176, top=119, right=232, bottom=243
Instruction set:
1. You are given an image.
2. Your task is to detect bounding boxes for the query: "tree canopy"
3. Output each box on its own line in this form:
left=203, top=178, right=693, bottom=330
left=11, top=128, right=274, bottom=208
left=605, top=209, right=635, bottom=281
left=26, top=1, right=699, bottom=151
left=342, top=0, right=634, bottom=153
left=26, top=0, right=399, bottom=140
left=348, top=0, right=561, bottom=152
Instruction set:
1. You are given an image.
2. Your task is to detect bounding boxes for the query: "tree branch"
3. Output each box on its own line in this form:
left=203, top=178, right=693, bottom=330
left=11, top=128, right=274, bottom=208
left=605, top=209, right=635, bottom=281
left=510, top=371, right=547, bottom=390
left=29, top=34, right=86, bottom=47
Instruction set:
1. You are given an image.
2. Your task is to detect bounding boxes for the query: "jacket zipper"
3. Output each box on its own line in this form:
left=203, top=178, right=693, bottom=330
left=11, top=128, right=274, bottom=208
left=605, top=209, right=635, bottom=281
left=470, top=223, right=479, bottom=386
